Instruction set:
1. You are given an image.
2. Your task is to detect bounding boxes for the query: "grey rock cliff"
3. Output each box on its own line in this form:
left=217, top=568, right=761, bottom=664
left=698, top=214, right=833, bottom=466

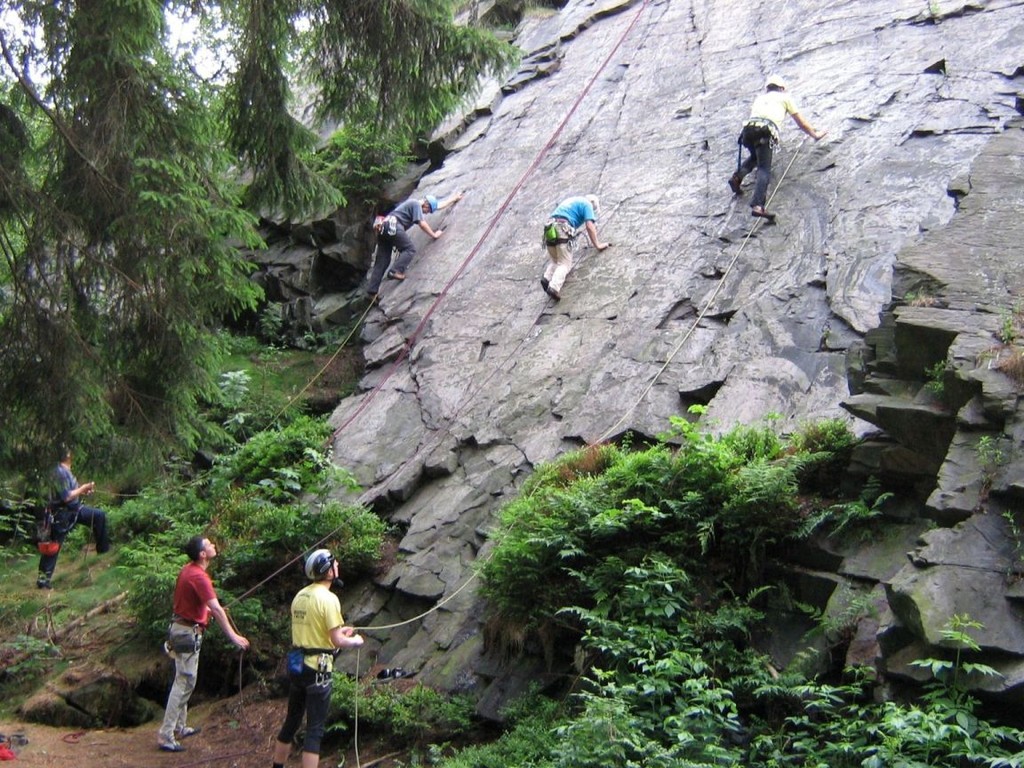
left=258, top=0, right=1024, bottom=713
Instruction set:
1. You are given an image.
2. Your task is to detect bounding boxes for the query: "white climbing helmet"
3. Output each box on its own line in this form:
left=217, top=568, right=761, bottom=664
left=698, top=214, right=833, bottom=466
left=304, top=549, right=336, bottom=580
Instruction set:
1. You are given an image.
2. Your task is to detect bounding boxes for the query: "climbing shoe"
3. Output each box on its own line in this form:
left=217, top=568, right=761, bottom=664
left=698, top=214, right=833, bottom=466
left=386, top=270, right=405, bottom=281
left=728, top=173, right=743, bottom=195
left=545, top=285, right=561, bottom=301
left=751, top=206, right=776, bottom=222
left=541, top=278, right=549, bottom=291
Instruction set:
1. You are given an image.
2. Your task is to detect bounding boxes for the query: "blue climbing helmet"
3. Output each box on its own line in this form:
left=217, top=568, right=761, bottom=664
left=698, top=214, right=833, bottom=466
left=424, top=195, right=439, bottom=213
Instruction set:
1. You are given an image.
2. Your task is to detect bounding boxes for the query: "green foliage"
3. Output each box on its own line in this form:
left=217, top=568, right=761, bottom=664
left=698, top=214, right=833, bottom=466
left=0, top=0, right=514, bottom=475
left=434, top=691, right=562, bottom=768
left=999, top=311, right=1015, bottom=344
left=720, top=414, right=784, bottom=462
left=745, top=618, right=1023, bottom=768
left=462, top=419, right=1024, bottom=768
left=1, top=634, right=61, bottom=681
left=311, top=123, right=414, bottom=208
left=978, top=435, right=1008, bottom=498
left=120, top=536, right=198, bottom=636
left=560, top=556, right=762, bottom=766
left=117, top=414, right=384, bottom=653
left=211, top=414, right=355, bottom=501
left=222, top=0, right=344, bottom=220
left=796, top=476, right=892, bottom=540
left=309, top=0, right=518, bottom=142
left=790, top=418, right=857, bottom=455
left=925, top=360, right=948, bottom=396
left=0, top=0, right=263, bottom=475
left=331, top=678, right=476, bottom=746
left=481, top=418, right=804, bottom=635
left=788, top=418, right=858, bottom=495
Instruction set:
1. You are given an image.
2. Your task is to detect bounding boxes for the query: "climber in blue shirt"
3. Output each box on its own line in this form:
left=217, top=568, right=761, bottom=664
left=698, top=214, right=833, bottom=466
left=541, top=194, right=610, bottom=301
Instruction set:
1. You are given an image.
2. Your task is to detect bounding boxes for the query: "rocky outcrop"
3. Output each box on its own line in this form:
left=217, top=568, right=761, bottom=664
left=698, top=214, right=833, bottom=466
left=19, top=663, right=158, bottom=728
left=249, top=0, right=1024, bottom=715
left=838, top=116, right=1024, bottom=699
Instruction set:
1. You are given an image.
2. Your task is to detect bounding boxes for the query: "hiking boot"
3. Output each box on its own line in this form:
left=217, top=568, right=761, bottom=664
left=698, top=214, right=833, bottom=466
left=36, top=576, right=51, bottom=590
left=158, top=741, right=185, bottom=753
left=728, top=172, right=743, bottom=195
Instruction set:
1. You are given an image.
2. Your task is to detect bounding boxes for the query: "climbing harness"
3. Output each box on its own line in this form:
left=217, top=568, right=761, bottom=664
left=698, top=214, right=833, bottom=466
left=543, top=219, right=573, bottom=246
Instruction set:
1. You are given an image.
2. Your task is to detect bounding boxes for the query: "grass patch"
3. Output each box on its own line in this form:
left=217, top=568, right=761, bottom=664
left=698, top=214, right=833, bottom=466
left=221, top=340, right=363, bottom=418
left=0, top=535, right=128, bottom=718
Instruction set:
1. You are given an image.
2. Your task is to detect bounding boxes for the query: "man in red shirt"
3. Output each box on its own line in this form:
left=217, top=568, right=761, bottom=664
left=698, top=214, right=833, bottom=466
left=157, top=535, right=250, bottom=752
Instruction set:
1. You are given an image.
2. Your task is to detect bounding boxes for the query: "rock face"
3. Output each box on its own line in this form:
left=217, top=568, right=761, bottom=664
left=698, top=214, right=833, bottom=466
left=19, top=663, right=158, bottom=727
left=254, top=0, right=1024, bottom=715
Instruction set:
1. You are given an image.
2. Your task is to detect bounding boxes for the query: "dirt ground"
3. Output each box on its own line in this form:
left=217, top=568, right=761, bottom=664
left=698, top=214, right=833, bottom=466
left=2, top=695, right=400, bottom=768
left=2, top=547, right=403, bottom=768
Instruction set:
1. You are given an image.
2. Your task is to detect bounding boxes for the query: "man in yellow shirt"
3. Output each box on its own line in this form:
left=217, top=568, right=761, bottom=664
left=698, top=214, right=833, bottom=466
left=271, top=549, right=364, bottom=768
left=729, top=75, right=826, bottom=220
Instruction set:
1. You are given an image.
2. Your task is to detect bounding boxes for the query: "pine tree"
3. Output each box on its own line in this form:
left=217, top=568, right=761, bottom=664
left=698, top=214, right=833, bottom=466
left=0, top=0, right=514, bottom=476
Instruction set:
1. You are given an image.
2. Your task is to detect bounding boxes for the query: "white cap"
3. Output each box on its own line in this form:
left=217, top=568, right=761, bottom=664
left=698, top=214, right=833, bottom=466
left=766, top=74, right=788, bottom=90
left=585, top=194, right=600, bottom=217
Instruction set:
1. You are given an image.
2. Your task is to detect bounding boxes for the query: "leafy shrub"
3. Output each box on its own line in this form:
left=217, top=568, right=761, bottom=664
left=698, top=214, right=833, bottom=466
left=212, top=415, right=355, bottom=501
left=119, top=414, right=384, bottom=652
left=789, top=417, right=858, bottom=494
left=120, top=538, right=194, bottom=636
left=330, top=677, right=475, bottom=746
left=1, top=635, right=61, bottom=680
left=462, top=417, right=1024, bottom=768
left=210, top=494, right=386, bottom=582
left=747, top=620, right=1024, bottom=767
left=721, top=416, right=784, bottom=462
left=796, top=476, right=892, bottom=540
left=434, top=691, right=562, bottom=768
left=789, top=418, right=857, bottom=456
left=311, top=123, right=412, bottom=208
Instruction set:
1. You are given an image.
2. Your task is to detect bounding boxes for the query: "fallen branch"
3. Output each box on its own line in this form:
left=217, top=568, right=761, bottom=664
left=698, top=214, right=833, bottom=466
left=52, top=592, right=128, bottom=643
left=1, top=592, right=127, bottom=676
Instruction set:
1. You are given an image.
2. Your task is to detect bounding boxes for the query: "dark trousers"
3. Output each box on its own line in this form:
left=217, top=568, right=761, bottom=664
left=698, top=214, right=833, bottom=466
left=276, top=666, right=333, bottom=755
left=737, top=126, right=775, bottom=210
left=38, top=505, right=110, bottom=578
left=367, top=229, right=416, bottom=293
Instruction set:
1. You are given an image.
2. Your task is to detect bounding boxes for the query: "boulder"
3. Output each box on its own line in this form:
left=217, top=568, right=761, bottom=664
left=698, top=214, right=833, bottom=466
left=19, top=663, right=158, bottom=728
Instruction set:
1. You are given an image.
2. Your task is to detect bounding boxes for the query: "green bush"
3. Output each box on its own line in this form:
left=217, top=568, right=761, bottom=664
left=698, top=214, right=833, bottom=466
left=211, top=415, right=349, bottom=500
left=461, top=417, right=1024, bottom=768
left=311, top=123, right=413, bottom=208
left=330, top=677, right=475, bottom=746
left=118, top=414, right=384, bottom=653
